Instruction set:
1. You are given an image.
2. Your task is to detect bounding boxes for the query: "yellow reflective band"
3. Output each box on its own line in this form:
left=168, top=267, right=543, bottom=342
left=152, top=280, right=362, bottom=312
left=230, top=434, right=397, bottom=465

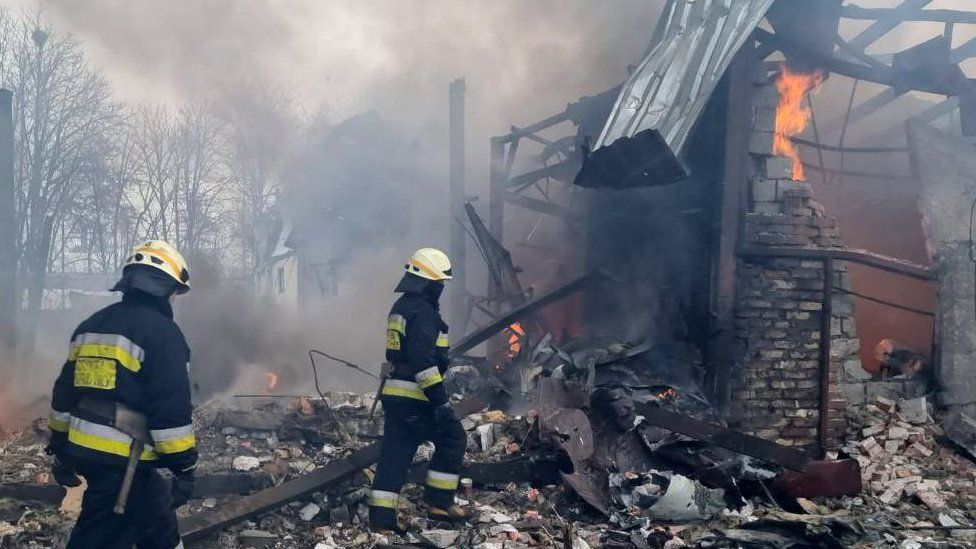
left=415, top=366, right=443, bottom=390
left=135, top=246, right=183, bottom=282
left=151, top=424, right=196, bottom=454
left=68, top=417, right=158, bottom=461
left=381, top=379, right=429, bottom=401
left=386, top=314, right=406, bottom=334
left=70, top=344, right=142, bottom=373
left=368, top=490, right=399, bottom=509
left=48, top=411, right=70, bottom=433
left=154, top=434, right=196, bottom=454
left=436, top=332, right=449, bottom=348
left=425, top=470, right=460, bottom=491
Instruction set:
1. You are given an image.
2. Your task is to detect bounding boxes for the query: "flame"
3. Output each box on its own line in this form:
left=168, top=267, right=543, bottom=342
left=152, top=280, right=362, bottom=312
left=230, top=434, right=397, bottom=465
left=265, top=372, right=279, bottom=392
left=507, top=323, right=525, bottom=359
left=773, top=65, right=824, bottom=181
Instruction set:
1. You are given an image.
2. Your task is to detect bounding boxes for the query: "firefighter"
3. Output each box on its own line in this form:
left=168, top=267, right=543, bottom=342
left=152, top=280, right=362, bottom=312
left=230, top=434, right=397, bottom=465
left=46, top=240, right=196, bottom=549
left=369, top=248, right=468, bottom=532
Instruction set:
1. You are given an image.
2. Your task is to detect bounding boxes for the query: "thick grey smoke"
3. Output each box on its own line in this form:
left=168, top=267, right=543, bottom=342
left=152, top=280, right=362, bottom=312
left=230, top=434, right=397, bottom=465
left=33, top=0, right=660, bottom=149
left=0, top=1, right=662, bottom=408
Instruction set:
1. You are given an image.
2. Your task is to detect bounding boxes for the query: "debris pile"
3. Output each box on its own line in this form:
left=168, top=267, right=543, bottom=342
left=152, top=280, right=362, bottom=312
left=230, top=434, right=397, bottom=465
left=2, top=376, right=976, bottom=548
left=839, top=396, right=976, bottom=526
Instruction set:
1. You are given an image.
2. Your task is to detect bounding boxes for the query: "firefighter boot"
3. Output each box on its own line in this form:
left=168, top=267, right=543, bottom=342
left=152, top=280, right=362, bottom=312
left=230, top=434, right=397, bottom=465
left=427, top=503, right=469, bottom=524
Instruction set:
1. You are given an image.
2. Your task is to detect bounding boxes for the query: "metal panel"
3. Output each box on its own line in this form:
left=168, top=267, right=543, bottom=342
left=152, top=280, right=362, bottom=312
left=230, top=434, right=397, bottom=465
left=594, top=0, right=775, bottom=155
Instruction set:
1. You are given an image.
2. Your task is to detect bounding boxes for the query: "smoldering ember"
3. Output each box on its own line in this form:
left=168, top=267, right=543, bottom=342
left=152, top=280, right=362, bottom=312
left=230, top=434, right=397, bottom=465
left=4, top=1, right=976, bottom=548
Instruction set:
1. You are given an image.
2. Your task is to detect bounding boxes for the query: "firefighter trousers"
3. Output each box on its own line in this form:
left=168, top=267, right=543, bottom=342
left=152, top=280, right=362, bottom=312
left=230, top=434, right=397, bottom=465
left=369, top=398, right=465, bottom=528
left=66, top=461, right=182, bottom=549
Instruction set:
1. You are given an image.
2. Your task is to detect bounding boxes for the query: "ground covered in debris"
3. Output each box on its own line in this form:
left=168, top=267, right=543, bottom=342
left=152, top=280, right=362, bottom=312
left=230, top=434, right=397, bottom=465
left=1, top=381, right=975, bottom=548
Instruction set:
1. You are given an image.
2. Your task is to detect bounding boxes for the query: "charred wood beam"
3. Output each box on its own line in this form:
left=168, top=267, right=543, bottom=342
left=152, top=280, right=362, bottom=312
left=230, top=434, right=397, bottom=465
left=847, top=0, right=933, bottom=52
left=0, top=474, right=272, bottom=507
left=738, top=245, right=933, bottom=280
left=632, top=403, right=812, bottom=471
left=194, top=473, right=273, bottom=497
left=0, top=483, right=65, bottom=505
left=406, top=454, right=562, bottom=486
left=179, top=398, right=486, bottom=542
left=843, top=6, right=976, bottom=24
left=504, top=193, right=579, bottom=222
left=450, top=271, right=601, bottom=357
left=754, top=28, right=964, bottom=96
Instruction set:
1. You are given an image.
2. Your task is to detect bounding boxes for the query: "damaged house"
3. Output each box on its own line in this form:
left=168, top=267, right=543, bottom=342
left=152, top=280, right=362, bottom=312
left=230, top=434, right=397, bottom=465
left=4, top=1, right=976, bottom=548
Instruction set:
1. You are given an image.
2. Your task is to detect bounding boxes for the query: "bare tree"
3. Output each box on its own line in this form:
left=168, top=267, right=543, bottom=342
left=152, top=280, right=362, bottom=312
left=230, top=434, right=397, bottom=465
left=172, top=102, right=226, bottom=257
left=2, top=16, right=115, bottom=347
left=221, top=87, right=296, bottom=278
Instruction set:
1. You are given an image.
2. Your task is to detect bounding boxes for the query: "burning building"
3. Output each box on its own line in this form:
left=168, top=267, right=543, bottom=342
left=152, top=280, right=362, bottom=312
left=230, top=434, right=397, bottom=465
left=475, top=0, right=974, bottom=457
left=4, top=2, right=976, bottom=547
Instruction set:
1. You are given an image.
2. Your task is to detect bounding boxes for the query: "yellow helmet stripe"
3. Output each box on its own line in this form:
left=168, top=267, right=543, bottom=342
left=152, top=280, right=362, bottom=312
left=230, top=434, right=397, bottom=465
left=410, top=259, right=443, bottom=280
left=135, top=246, right=184, bottom=282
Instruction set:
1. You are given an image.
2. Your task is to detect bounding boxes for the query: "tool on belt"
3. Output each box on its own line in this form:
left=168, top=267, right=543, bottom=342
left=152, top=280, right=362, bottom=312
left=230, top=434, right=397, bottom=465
left=76, top=398, right=150, bottom=515
left=369, top=362, right=392, bottom=419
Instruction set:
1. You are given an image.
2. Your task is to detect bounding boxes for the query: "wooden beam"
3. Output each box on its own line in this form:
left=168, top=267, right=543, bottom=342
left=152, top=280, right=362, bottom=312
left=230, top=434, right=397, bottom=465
left=179, top=399, right=486, bottom=541
left=913, top=96, right=960, bottom=124
left=708, top=48, right=753, bottom=413
left=843, top=6, right=976, bottom=25
left=632, top=403, right=813, bottom=471
left=847, top=0, right=934, bottom=53
left=450, top=271, right=600, bottom=356
left=755, top=28, right=957, bottom=96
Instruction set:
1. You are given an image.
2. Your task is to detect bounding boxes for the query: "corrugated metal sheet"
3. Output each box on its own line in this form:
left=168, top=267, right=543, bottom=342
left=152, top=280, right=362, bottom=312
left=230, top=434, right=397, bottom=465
left=594, top=0, right=775, bottom=155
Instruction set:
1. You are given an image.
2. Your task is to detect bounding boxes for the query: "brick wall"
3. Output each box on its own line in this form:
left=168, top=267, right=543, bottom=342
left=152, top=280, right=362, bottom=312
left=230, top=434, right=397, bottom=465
left=728, top=75, right=860, bottom=450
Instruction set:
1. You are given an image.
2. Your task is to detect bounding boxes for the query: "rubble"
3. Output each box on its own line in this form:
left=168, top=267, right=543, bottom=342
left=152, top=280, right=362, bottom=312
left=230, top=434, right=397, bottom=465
left=1, top=372, right=973, bottom=549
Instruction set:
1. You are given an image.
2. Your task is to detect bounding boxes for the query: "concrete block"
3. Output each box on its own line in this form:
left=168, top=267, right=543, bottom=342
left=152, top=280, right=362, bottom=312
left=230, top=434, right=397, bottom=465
left=752, top=179, right=779, bottom=202
left=765, top=157, right=794, bottom=180
left=749, top=131, right=776, bottom=156
left=753, top=202, right=782, bottom=215
left=753, top=83, right=781, bottom=109
left=838, top=382, right=866, bottom=405
left=864, top=380, right=907, bottom=402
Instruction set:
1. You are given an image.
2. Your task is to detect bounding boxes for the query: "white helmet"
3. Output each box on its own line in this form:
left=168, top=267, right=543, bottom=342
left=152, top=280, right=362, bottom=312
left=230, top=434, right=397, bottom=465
left=122, top=239, right=191, bottom=294
left=405, top=248, right=452, bottom=281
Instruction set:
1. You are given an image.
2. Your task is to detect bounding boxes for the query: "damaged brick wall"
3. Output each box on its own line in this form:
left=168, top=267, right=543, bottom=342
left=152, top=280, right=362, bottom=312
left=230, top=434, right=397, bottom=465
left=728, top=75, right=861, bottom=450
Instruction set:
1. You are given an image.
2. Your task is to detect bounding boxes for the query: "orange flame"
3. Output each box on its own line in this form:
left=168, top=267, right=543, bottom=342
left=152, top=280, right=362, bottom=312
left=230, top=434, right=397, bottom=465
left=773, top=65, right=824, bottom=181
left=265, top=372, right=279, bottom=392
left=507, top=323, right=525, bottom=359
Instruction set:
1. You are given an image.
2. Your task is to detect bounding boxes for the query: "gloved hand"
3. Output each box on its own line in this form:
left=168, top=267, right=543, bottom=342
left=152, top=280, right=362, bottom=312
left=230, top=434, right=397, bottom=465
left=170, top=472, right=195, bottom=509
left=432, top=403, right=457, bottom=424
left=48, top=452, right=82, bottom=488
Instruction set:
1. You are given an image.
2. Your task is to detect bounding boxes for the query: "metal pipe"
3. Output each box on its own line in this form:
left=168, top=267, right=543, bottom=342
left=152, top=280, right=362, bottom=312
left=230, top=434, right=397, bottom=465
left=818, top=258, right=834, bottom=454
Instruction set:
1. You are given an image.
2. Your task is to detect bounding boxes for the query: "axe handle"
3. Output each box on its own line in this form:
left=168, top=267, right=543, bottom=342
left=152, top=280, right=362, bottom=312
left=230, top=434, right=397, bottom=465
left=368, top=378, right=387, bottom=419
left=114, top=440, right=144, bottom=514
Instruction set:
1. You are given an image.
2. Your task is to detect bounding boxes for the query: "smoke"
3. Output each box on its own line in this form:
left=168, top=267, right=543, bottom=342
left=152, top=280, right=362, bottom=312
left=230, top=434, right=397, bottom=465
left=179, top=250, right=403, bottom=400
left=32, top=0, right=660, bottom=141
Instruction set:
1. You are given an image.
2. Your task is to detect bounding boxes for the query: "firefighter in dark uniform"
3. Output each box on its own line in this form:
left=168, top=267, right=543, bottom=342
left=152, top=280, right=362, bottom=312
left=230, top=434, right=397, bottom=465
left=369, top=248, right=468, bottom=532
left=46, top=240, right=197, bottom=549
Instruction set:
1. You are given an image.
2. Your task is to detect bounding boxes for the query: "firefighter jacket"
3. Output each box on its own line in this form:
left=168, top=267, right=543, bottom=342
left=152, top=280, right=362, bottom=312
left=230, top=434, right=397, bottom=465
left=384, top=277, right=451, bottom=406
left=47, top=290, right=197, bottom=474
